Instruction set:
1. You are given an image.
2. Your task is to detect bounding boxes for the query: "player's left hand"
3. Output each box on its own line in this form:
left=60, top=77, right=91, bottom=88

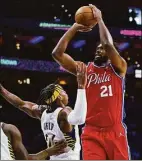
left=72, top=23, right=92, bottom=32
left=89, top=4, right=102, bottom=22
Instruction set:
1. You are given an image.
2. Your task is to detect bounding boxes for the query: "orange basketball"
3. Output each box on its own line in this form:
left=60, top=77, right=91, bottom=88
left=75, top=6, right=97, bottom=27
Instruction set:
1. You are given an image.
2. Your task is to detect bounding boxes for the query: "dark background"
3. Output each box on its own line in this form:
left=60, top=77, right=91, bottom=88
left=0, top=0, right=142, bottom=159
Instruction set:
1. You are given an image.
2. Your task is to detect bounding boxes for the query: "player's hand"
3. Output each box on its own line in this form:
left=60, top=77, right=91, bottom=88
left=76, top=62, right=87, bottom=89
left=72, top=23, right=92, bottom=32
left=89, top=4, right=102, bottom=22
left=46, top=140, right=67, bottom=156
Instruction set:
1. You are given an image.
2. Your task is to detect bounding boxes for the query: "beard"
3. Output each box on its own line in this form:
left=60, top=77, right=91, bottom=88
left=94, top=55, right=108, bottom=66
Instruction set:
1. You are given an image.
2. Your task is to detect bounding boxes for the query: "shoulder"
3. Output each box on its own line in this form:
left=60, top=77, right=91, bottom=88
left=2, top=123, right=21, bottom=139
left=58, top=106, right=72, bottom=120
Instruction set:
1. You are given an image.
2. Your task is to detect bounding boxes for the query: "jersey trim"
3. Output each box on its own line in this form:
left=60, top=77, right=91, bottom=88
left=121, top=80, right=131, bottom=160
left=109, top=64, right=124, bottom=79
left=93, top=62, right=107, bottom=68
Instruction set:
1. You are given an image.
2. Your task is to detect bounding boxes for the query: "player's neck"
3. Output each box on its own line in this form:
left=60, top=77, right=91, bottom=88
left=57, top=100, right=66, bottom=108
left=94, top=59, right=110, bottom=67
left=94, top=62, right=108, bottom=67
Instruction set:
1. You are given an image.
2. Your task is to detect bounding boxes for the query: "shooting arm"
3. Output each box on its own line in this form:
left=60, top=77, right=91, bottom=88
left=98, top=19, right=127, bottom=76
left=52, top=24, right=84, bottom=75
left=89, top=4, right=127, bottom=76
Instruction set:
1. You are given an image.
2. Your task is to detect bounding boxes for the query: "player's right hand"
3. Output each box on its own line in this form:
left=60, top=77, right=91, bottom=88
left=89, top=4, right=102, bottom=22
left=72, top=23, right=92, bottom=32
left=76, top=62, right=87, bottom=89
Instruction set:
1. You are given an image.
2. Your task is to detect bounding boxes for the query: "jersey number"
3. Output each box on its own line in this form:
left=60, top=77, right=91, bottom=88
left=45, top=134, right=55, bottom=148
left=100, top=85, right=113, bottom=97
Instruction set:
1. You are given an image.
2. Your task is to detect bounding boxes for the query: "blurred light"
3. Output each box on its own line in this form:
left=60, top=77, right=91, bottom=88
left=129, top=17, right=133, bottom=22
left=127, top=57, right=130, bottom=61
left=128, top=7, right=142, bottom=25
left=129, top=9, right=132, bottom=13
left=65, top=9, right=68, bottom=12
left=29, top=36, right=45, bottom=44
left=17, top=46, right=20, bottom=50
left=27, top=78, right=30, bottom=84
left=120, top=30, right=142, bottom=37
left=61, top=5, right=64, bottom=8
left=16, top=43, right=20, bottom=47
left=137, top=64, right=140, bottom=68
left=54, top=16, right=57, bottom=19
left=59, top=80, right=67, bottom=85
left=118, top=42, right=130, bottom=51
left=68, top=14, right=71, bottom=17
left=18, top=80, right=22, bottom=84
left=135, top=61, right=138, bottom=64
left=39, top=22, right=71, bottom=28
left=73, top=40, right=86, bottom=48
left=16, top=43, right=20, bottom=50
left=0, top=58, right=18, bottom=66
left=54, top=18, right=61, bottom=22
left=135, top=69, right=142, bottom=78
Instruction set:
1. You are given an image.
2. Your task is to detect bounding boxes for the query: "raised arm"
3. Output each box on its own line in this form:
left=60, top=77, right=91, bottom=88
left=67, top=62, right=87, bottom=125
left=0, top=84, right=40, bottom=119
left=90, top=4, right=127, bottom=77
left=52, top=23, right=91, bottom=75
left=59, top=62, right=87, bottom=133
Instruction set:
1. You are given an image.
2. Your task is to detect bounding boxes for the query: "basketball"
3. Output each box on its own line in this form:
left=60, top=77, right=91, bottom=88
left=75, top=6, right=97, bottom=27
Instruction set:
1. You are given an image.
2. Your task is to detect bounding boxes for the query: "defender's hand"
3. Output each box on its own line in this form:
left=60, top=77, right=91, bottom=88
left=76, top=62, right=87, bottom=89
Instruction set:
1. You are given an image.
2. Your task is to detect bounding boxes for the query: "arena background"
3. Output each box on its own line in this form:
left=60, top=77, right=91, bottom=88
left=0, top=0, right=142, bottom=159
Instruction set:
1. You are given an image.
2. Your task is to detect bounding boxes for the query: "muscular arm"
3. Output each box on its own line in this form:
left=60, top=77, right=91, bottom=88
left=3, top=123, right=66, bottom=160
left=3, top=123, right=29, bottom=160
left=98, top=19, right=127, bottom=77
left=59, top=63, right=87, bottom=132
left=58, top=107, right=73, bottom=133
left=28, top=150, right=49, bottom=160
left=0, top=84, right=40, bottom=119
left=59, top=89, right=87, bottom=133
left=52, top=24, right=80, bottom=75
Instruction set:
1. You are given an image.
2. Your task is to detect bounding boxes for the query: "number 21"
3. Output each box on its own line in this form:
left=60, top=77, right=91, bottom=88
left=100, top=85, right=113, bottom=97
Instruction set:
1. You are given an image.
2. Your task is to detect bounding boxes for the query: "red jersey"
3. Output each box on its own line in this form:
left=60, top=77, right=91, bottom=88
left=85, top=62, right=125, bottom=127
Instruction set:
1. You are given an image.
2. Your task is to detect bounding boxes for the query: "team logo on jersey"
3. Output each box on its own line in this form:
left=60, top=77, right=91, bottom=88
left=87, top=71, right=111, bottom=87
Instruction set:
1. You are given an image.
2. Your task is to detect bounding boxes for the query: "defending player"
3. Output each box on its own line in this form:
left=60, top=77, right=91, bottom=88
left=0, top=122, right=67, bottom=160
left=0, top=62, right=87, bottom=160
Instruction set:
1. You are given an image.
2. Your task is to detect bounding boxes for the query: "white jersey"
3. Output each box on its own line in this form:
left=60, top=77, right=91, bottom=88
left=41, top=108, right=81, bottom=160
left=0, top=123, right=15, bottom=160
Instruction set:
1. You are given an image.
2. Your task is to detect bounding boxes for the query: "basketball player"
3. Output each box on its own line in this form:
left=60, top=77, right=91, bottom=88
left=51, top=4, right=130, bottom=160
left=0, top=122, right=67, bottom=160
left=0, top=62, right=87, bottom=160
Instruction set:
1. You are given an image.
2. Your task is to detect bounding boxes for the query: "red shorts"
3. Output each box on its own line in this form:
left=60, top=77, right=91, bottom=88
left=81, top=123, right=130, bottom=160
